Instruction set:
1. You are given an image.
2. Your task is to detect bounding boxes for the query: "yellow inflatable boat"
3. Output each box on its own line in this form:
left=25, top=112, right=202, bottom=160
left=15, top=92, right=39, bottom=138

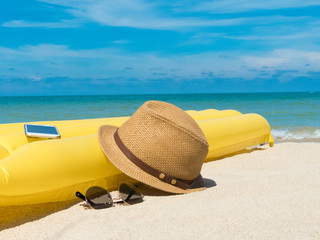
left=0, top=109, right=274, bottom=206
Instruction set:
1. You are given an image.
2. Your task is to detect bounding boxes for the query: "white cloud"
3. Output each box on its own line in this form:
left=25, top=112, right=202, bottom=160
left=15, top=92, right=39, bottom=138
left=0, top=0, right=315, bottom=34
left=194, top=0, right=320, bottom=13
left=242, top=49, right=320, bottom=81
left=224, top=24, right=320, bottom=41
left=2, top=19, right=82, bottom=28
left=112, top=40, right=130, bottom=44
left=32, top=0, right=314, bottom=30
left=0, top=44, right=79, bottom=59
left=273, top=49, right=320, bottom=61
left=30, top=76, right=42, bottom=81
left=1, top=44, right=319, bottom=81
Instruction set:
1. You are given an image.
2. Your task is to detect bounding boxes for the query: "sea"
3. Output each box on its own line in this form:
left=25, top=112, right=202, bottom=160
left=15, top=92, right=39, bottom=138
left=0, top=92, right=319, bottom=142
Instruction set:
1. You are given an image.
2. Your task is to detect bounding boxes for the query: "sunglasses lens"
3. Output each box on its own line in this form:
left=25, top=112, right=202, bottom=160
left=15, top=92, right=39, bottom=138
left=119, top=183, right=143, bottom=205
left=86, top=186, right=113, bottom=209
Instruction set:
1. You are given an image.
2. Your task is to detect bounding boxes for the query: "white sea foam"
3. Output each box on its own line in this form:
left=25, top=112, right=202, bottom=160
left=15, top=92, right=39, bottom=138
left=271, top=127, right=320, bottom=141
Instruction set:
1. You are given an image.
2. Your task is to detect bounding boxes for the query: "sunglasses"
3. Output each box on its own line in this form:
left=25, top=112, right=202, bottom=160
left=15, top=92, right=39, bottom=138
left=75, top=183, right=143, bottom=209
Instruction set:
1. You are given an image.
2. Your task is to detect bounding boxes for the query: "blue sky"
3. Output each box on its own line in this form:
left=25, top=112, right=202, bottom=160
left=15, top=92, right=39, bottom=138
left=0, top=0, right=320, bottom=95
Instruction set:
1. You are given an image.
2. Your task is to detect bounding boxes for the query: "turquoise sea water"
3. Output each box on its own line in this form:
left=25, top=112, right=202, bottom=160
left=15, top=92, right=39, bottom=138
left=1, top=92, right=319, bottom=141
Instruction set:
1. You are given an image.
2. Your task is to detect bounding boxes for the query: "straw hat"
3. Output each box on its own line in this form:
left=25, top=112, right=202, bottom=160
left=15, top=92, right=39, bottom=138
left=98, top=101, right=209, bottom=194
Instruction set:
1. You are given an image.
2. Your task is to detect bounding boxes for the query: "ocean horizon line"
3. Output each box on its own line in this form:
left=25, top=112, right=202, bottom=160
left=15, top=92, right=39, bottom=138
left=0, top=91, right=319, bottom=98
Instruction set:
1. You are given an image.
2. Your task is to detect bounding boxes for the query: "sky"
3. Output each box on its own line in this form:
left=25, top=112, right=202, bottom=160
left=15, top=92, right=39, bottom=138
left=0, top=0, right=320, bottom=96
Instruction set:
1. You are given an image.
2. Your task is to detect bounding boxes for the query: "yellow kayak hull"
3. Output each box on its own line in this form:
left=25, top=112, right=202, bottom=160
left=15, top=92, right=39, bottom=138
left=0, top=109, right=240, bottom=158
left=0, top=109, right=273, bottom=206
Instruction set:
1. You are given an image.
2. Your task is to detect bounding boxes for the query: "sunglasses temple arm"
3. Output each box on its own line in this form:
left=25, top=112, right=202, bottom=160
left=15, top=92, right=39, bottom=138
left=75, top=191, right=86, bottom=201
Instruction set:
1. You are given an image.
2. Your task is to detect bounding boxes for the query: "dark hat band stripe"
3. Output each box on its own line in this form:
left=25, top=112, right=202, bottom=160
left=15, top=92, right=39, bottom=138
left=113, top=129, right=195, bottom=190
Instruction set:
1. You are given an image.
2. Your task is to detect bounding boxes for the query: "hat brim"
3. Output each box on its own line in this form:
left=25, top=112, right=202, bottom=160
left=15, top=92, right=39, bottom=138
left=98, top=125, right=206, bottom=194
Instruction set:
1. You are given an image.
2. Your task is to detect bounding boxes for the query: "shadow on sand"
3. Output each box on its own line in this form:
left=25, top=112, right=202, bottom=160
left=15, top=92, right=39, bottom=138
left=209, top=146, right=267, bottom=161
left=0, top=200, right=77, bottom=231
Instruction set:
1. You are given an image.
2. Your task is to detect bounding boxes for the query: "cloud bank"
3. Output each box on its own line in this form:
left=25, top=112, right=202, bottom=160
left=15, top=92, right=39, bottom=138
left=0, top=0, right=319, bottom=95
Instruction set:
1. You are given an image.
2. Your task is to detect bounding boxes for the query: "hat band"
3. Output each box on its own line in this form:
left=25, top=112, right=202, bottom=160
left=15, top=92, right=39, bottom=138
left=113, top=129, right=195, bottom=190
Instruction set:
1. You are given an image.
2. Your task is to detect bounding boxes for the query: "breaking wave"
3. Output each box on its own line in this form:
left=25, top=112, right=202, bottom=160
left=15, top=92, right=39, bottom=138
left=271, top=127, right=320, bottom=142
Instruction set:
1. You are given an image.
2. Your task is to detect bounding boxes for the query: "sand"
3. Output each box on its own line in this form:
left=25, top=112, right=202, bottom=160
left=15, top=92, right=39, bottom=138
left=0, top=142, right=319, bottom=239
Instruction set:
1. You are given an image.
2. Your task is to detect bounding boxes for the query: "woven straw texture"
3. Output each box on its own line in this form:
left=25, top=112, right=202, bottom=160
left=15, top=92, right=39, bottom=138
left=98, top=101, right=209, bottom=193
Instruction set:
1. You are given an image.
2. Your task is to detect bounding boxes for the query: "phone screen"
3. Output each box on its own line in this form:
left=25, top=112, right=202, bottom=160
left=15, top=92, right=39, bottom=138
left=24, top=124, right=60, bottom=138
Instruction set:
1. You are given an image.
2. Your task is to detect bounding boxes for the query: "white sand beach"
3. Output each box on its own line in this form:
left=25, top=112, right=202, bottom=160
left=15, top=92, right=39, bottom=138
left=0, top=142, right=319, bottom=240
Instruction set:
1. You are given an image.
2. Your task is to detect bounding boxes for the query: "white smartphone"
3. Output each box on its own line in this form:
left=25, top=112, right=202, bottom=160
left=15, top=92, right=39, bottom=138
left=24, top=124, right=61, bottom=139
